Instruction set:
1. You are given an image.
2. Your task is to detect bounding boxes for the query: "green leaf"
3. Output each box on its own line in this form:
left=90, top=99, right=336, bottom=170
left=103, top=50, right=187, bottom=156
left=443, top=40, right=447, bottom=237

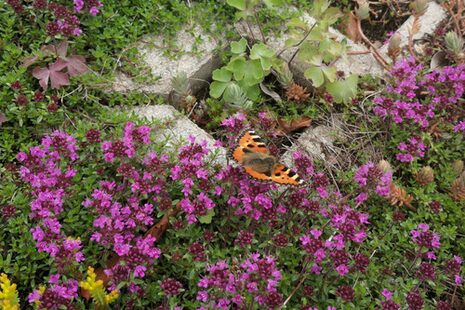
left=230, top=38, right=247, bottom=54
left=326, top=74, right=359, bottom=103
left=212, top=68, right=232, bottom=82
left=226, top=57, right=248, bottom=81
left=243, top=59, right=264, bottom=86
left=250, top=43, right=275, bottom=60
left=263, top=0, right=284, bottom=8
left=209, top=81, right=229, bottom=98
left=321, top=65, right=337, bottom=83
left=199, top=209, right=215, bottom=224
left=304, top=66, right=325, bottom=87
left=226, top=0, right=246, bottom=10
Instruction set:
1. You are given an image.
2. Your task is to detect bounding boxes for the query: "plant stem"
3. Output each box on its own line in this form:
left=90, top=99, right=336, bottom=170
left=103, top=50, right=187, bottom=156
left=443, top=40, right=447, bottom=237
left=281, top=259, right=310, bottom=307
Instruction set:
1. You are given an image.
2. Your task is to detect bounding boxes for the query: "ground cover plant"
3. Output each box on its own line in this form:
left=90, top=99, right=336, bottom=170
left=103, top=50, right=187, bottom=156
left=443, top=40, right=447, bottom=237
left=1, top=0, right=465, bottom=309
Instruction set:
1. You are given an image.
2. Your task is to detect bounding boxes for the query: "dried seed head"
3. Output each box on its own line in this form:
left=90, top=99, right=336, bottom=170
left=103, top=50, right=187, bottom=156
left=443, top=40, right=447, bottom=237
left=452, top=160, right=464, bottom=175
left=410, top=0, right=429, bottom=16
left=377, top=160, right=393, bottom=174
left=285, top=83, right=310, bottom=103
left=387, top=33, right=402, bottom=60
left=415, top=166, right=434, bottom=186
left=450, top=175, right=465, bottom=201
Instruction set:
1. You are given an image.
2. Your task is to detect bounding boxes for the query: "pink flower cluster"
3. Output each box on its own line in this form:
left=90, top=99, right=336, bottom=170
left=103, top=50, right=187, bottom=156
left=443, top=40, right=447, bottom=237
left=28, top=274, right=78, bottom=309
left=17, top=131, right=84, bottom=269
left=354, top=162, right=392, bottom=204
left=374, top=58, right=465, bottom=136
left=102, top=122, right=151, bottom=162
left=172, top=136, right=216, bottom=224
left=410, top=223, right=441, bottom=250
left=216, top=166, right=280, bottom=221
left=196, top=253, right=283, bottom=309
left=300, top=204, right=369, bottom=277
left=396, top=136, right=426, bottom=162
left=220, top=113, right=247, bottom=147
left=6, top=0, right=103, bottom=37
left=73, top=0, right=103, bottom=16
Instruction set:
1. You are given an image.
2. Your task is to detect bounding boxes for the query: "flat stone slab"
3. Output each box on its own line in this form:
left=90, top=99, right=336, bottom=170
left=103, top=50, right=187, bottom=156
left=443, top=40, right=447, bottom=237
left=281, top=125, right=342, bottom=167
left=113, top=27, right=221, bottom=98
left=132, top=105, right=227, bottom=165
left=237, top=2, right=447, bottom=82
left=380, top=1, right=446, bottom=55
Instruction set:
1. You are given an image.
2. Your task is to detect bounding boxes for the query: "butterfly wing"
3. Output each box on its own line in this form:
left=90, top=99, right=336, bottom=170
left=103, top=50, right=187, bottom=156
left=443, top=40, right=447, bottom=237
left=230, top=130, right=304, bottom=186
left=271, top=164, right=304, bottom=186
left=244, top=166, right=273, bottom=181
left=232, top=130, right=269, bottom=164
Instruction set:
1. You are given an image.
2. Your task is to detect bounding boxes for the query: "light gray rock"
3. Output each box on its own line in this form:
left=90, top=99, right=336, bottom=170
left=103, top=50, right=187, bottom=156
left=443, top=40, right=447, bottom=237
left=379, top=1, right=446, bottom=55
left=237, top=2, right=447, bottom=82
left=131, top=105, right=227, bottom=165
left=236, top=13, right=382, bottom=85
left=113, top=27, right=222, bottom=98
left=281, top=125, right=341, bottom=166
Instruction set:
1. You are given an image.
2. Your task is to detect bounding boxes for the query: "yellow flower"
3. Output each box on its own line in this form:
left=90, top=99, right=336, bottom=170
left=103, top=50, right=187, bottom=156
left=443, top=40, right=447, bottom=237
left=80, top=267, right=119, bottom=307
left=0, top=273, right=20, bottom=310
left=104, top=290, right=119, bottom=304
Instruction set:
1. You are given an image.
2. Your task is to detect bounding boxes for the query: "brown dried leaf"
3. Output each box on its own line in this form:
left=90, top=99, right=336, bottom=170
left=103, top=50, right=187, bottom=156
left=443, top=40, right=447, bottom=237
left=277, top=116, right=312, bottom=135
left=341, top=12, right=362, bottom=43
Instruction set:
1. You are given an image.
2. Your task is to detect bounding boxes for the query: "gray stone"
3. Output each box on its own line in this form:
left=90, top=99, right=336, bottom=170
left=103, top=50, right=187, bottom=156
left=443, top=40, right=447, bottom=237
left=281, top=125, right=341, bottom=166
left=131, top=105, right=227, bottom=165
left=379, top=1, right=446, bottom=55
left=113, top=27, right=222, bottom=98
left=236, top=13, right=382, bottom=85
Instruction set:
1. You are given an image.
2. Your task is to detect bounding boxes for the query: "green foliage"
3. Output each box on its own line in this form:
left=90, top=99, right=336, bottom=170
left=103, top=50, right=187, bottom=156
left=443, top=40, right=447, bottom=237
left=286, top=0, right=359, bottom=103
left=210, top=38, right=279, bottom=109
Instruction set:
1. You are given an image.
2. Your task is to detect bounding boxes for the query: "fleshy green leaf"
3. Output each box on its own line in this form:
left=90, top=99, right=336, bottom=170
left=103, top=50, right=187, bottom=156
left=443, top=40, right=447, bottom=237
left=326, top=74, right=359, bottom=103
left=304, top=66, right=325, bottom=87
left=209, top=81, right=229, bottom=98
left=226, top=0, right=246, bottom=10
left=212, top=68, right=232, bottom=82
left=231, top=38, right=247, bottom=54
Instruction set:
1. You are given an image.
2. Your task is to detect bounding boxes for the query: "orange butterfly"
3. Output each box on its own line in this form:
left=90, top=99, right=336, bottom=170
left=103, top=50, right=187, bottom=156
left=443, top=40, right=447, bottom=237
left=230, top=130, right=304, bottom=186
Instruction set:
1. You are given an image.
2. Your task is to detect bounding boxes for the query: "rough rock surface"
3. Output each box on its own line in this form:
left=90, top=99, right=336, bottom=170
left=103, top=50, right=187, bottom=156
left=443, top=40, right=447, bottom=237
left=113, top=27, right=221, bottom=97
left=132, top=105, right=227, bottom=165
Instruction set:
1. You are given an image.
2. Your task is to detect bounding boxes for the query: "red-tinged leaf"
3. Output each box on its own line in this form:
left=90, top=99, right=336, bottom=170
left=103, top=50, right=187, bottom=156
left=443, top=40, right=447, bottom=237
left=0, top=112, right=7, bottom=126
left=32, top=66, right=50, bottom=91
left=49, top=59, right=68, bottom=71
left=22, top=55, right=38, bottom=68
left=40, top=44, right=57, bottom=56
left=56, top=41, right=69, bottom=58
left=50, top=70, right=70, bottom=89
left=65, top=55, right=88, bottom=76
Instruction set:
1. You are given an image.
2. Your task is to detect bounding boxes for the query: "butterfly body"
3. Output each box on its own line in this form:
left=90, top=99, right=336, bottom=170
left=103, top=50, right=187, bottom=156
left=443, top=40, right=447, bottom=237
left=231, top=130, right=304, bottom=186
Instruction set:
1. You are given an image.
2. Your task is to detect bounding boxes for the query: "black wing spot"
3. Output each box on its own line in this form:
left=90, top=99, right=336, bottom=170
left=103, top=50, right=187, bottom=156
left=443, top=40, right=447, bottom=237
left=252, top=137, right=263, bottom=142
left=287, top=170, right=297, bottom=178
left=275, top=172, right=281, bottom=177
left=256, top=144, right=267, bottom=148
left=243, top=148, right=253, bottom=153
left=247, top=144, right=255, bottom=148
